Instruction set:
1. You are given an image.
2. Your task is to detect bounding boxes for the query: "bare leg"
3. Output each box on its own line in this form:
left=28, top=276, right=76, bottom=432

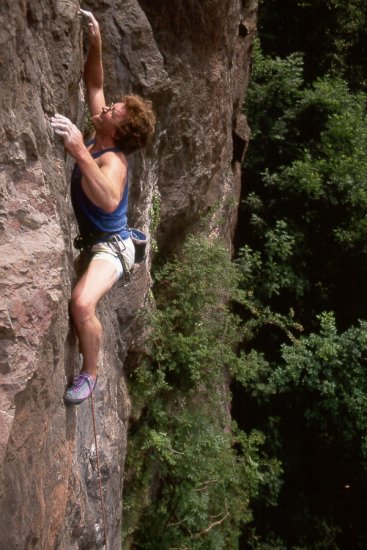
left=71, top=258, right=119, bottom=379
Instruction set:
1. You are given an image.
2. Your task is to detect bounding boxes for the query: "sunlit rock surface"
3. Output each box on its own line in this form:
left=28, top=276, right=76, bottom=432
left=0, top=0, right=257, bottom=547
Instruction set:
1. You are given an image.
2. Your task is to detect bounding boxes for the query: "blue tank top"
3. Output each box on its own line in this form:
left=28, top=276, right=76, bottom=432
left=71, top=146, right=130, bottom=240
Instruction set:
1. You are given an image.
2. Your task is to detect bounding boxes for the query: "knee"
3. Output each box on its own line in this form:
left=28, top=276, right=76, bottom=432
left=71, top=293, right=95, bottom=325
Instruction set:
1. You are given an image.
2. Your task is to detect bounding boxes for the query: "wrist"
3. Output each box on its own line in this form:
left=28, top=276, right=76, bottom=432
left=74, top=145, right=91, bottom=163
left=89, top=38, right=102, bottom=51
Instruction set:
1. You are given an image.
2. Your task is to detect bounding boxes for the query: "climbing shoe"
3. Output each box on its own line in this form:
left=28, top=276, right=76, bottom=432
left=64, top=373, right=97, bottom=405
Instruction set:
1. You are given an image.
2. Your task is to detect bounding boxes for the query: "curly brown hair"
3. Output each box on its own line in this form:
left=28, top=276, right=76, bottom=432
left=114, top=95, right=156, bottom=154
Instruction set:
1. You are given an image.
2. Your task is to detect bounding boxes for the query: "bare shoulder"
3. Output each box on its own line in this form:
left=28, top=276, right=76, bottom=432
left=98, top=150, right=128, bottom=169
left=97, top=150, right=128, bottom=185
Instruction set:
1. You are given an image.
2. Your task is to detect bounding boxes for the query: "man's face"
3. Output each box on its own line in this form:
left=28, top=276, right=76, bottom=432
left=92, top=102, right=127, bottom=134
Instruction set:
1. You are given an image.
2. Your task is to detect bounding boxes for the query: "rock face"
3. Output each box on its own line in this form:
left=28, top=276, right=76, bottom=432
left=0, top=0, right=257, bottom=548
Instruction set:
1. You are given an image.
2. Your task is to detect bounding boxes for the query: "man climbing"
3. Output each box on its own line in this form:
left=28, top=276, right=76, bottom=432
left=50, top=9, right=155, bottom=405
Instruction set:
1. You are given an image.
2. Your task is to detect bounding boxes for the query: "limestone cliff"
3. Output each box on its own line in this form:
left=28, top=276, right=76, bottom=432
left=0, top=1, right=257, bottom=548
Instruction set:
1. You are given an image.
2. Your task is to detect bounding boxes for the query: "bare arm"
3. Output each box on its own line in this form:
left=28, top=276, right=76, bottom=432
left=80, top=10, right=105, bottom=116
left=50, top=114, right=126, bottom=212
left=78, top=152, right=127, bottom=213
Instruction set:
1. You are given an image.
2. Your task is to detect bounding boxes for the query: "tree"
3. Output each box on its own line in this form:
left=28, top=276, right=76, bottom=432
left=235, top=2, right=367, bottom=546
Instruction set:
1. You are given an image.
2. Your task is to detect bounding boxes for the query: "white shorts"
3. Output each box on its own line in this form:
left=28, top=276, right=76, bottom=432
left=90, top=236, right=135, bottom=279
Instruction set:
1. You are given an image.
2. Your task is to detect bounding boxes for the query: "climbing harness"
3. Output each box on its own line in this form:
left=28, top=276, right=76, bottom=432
left=129, top=228, right=148, bottom=264
left=90, top=392, right=108, bottom=549
left=106, top=234, right=132, bottom=282
left=74, top=228, right=148, bottom=282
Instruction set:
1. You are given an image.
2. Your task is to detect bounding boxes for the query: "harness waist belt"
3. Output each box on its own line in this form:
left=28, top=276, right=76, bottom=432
left=74, top=231, right=113, bottom=250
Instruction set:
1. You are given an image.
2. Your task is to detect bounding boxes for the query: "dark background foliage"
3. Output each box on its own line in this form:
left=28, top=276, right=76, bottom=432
left=234, top=1, right=367, bottom=548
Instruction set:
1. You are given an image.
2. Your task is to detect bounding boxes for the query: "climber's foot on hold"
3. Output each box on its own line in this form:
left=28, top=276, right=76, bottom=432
left=64, top=373, right=97, bottom=405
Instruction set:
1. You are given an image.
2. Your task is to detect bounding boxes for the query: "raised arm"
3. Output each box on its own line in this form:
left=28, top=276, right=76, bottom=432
left=50, top=114, right=126, bottom=212
left=80, top=9, right=106, bottom=116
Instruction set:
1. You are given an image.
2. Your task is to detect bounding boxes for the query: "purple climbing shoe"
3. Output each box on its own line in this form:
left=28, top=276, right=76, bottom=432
left=64, top=373, right=97, bottom=405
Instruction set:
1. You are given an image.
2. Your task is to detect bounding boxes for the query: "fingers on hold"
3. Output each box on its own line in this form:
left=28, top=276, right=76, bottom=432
left=53, top=128, right=68, bottom=136
left=53, top=114, right=70, bottom=123
left=79, top=9, right=94, bottom=21
left=51, top=119, right=68, bottom=127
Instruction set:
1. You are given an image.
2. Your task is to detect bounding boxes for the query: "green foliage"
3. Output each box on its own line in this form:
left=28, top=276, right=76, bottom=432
left=123, top=235, right=282, bottom=549
left=257, top=0, right=367, bottom=89
left=149, top=191, right=161, bottom=253
left=270, top=78, right=367, bottom=232
left=244, top=41, right=304, bottom=170
left=237, top=20, right=367, bottom=547
left=237, top=222, right=306, bottom=302
left=243, top=43, right=367, bottom=325
left=241, top=312, right=367, bottom=548
left=272, top=313, right=367, bottom=459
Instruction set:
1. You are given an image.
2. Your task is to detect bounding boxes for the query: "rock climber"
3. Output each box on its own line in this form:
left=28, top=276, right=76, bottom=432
left=50, top=9, right=155, bottom=405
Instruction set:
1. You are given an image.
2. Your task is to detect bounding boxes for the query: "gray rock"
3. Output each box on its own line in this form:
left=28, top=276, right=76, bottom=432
left=0, top=0, right=257, bottom=548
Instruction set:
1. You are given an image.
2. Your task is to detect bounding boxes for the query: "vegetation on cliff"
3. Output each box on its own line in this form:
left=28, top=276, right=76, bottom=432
left=123, top=235, right=284, bottom=549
